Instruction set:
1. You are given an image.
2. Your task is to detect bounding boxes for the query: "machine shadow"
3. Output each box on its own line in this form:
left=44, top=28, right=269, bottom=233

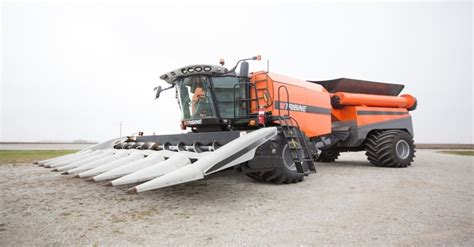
left=318, top=160, right=375, bottom=168
left=131, top=161, right=374, bottom=201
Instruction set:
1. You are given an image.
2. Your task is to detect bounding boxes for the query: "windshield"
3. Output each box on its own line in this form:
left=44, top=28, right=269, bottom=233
left=212, top=76, right=244, bottom=119
left=176, top=76, right=215, bottom=120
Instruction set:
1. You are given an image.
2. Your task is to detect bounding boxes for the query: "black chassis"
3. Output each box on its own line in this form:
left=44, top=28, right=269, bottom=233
left=312, top=116, right=415, bottom=152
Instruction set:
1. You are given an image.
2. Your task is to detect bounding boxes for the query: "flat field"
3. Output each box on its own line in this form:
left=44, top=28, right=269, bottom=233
left=0, top=150, right=472, bottom=245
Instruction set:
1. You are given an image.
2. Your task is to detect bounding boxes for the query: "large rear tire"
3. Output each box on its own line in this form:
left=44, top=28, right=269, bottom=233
left=365, top=130, right=415, bottom=167
left=242, top=130, right=313, bottom=184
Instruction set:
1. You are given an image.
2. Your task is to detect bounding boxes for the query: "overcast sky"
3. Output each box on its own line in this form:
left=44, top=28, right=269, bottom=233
left=1, top=1, right=472, bottom=143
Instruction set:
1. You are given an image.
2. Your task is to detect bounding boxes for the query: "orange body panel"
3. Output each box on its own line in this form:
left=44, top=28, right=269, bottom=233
left=331, top=106, right=410, bottom=126
left=248, top=71, right=414, bottom=138
left=250, top=72, right=332, bottom=138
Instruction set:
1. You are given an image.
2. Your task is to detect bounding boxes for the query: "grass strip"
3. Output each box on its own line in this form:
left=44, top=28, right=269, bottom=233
left=0, top=150, right=78, bottom=164
left=438, top=150, right=474, bottom=156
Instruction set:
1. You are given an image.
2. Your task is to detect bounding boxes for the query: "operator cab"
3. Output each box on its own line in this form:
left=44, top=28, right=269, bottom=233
left=158, top=63, right=251, bottom=132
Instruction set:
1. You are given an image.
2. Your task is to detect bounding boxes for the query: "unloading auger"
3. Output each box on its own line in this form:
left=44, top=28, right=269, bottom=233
left=36, top=56, right=418, bottom=193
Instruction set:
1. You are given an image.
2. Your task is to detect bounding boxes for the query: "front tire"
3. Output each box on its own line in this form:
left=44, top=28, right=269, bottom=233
left=242, top=129, right=311, bottom=184
left=365, top=130, right=415, bottom=167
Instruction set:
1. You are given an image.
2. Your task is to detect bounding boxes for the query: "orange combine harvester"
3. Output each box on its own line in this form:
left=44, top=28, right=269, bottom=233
left=37, top=56, right=417, bottom=193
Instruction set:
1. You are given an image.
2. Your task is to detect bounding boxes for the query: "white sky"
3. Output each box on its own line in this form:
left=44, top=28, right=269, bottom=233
left=1, top=1, right=473, bottom=143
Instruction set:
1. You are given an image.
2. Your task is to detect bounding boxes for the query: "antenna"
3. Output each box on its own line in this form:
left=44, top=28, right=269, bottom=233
left=266, top=60, right=270, bottom=72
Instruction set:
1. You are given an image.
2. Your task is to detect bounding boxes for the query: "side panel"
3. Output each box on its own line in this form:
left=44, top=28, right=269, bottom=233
left=333, top=117, right=414, bottom=148
left=331, top=106, right=414, bottom=147
left=331, top=106, right=410, bottom=126
left=264, top=73, right=332, bottom=138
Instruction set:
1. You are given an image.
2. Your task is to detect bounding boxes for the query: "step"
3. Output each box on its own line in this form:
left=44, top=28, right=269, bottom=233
left=289, top=146, right=302, bottom=151
left=295, top=163, right=304, bottom=173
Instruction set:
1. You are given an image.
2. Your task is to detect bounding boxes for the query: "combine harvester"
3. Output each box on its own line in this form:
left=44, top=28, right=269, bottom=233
left=36, top=56, right=417, bottom=193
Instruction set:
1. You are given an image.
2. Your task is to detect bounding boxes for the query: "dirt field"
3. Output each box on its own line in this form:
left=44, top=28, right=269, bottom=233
left=0, top=150, right=472, bottom=246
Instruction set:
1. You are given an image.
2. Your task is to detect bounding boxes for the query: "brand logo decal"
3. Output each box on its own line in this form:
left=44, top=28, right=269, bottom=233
left=279, top=102, right=307, bottom=112
left=185, top=119, right=202, bottom=125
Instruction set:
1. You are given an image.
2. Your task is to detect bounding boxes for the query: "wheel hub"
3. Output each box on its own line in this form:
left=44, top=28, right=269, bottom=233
left=395, top=140, right=410, bottom=159
left=282, top=145, right=297, bottom=170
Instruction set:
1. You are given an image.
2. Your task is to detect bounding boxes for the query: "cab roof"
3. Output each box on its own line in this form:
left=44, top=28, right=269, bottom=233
left=160, top=64, right=235, bottom=84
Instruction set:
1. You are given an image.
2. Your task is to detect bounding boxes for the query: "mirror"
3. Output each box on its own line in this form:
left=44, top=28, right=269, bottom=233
left=239, top=61, right=249, bottom=77
left=154, top=84, right=175, bottom=99
left=154, top=86, right=162, bottom=99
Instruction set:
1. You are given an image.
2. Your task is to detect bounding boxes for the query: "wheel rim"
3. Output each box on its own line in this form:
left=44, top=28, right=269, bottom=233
left=282, top=145, right=297, bottom=171
left=395, top=140, right=410, bottom=159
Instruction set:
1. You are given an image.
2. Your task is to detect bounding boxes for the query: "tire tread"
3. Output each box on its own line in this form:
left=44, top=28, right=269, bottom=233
left=365, top=130, right=415, bottom=168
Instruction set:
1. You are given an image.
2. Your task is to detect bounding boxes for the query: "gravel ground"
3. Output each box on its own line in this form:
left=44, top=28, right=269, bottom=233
left=0, top=150, right=472, bottom=246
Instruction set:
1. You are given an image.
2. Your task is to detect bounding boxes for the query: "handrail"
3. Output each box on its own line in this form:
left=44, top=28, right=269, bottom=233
left=233, top=82, right=260, bottom=120
left=277, top=85, right=290, bottom=117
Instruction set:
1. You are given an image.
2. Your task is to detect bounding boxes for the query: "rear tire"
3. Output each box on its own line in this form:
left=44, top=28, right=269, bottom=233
left=242, top=129, right=311, bottom=184
left=365, top=130, right=415, bottom=167
left=316, top=150, right=340, bottom=162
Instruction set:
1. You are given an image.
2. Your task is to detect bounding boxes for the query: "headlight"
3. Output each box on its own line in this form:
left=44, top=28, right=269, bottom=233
left=194, top=66, right=202, bottom=72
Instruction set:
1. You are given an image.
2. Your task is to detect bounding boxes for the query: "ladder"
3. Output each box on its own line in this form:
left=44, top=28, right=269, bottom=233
left=278, top=116, right=317, bottom=174
left=237, top=74, right=316, bottom=174
left=275, top=85, right=316, bottom=174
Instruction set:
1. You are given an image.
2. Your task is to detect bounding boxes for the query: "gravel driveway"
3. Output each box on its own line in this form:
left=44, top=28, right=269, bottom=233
left=0, top=150, right=472, bottom=246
